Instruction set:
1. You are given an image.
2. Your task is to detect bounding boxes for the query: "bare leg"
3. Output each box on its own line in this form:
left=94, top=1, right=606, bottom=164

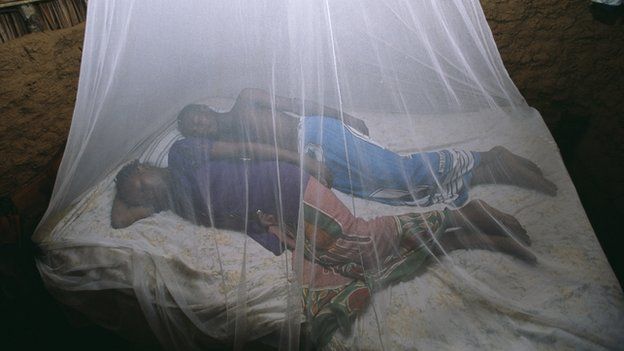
left=472, top=146, right=557, bottom=196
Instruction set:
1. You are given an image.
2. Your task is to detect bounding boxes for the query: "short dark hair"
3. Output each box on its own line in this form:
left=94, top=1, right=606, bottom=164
left=115, top=160, right=141, bottom=203
left=177, top=104, right=210, bottom=130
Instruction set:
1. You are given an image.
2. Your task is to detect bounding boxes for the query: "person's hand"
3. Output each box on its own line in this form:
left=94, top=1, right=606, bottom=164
left=256, top=210, right=278, bottom=228
left=317, top=162, right=333, bottom=188
left=349, top=118, right=369, bottom=136
left=304, top=157, right=333, bottom=188
left=111, top=198, right=157, bottom=229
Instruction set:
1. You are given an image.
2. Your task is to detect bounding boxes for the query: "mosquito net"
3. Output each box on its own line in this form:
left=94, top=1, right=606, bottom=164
left=34, top=0, right=623, bottom=350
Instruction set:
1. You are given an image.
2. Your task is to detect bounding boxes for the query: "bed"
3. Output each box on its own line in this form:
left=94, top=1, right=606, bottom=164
left=34, top=102, right=624, bottom=350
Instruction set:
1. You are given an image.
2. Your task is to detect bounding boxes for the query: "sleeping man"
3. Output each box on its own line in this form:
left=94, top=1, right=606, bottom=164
left=111, top=132, right=541, bottom=345
left=177, top=88, right=556, bottom=207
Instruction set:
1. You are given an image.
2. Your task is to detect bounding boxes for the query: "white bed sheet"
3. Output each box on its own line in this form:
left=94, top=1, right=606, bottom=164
left=36, top=106, right=624, bottom=350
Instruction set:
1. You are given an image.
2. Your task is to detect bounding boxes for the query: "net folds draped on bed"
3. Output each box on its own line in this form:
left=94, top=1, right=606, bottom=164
left=34, top=0, right=624, bottom=350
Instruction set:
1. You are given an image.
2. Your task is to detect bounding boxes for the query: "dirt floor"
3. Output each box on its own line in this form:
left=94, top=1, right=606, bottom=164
left=0, top=2, right=622, bottom=349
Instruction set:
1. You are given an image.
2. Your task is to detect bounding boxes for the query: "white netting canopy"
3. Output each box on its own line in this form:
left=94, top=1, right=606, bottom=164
left=34, top=0, right=623, bottom=350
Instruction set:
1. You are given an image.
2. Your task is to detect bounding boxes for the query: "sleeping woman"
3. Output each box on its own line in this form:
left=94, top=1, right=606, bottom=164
left=110, top=90, right=555, bottom=346
left=177, top=88, right=557, bottom=207
left=111, top=138, right=537, bottom=346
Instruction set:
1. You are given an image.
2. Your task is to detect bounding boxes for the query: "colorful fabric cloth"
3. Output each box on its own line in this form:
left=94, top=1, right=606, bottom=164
left=301, top=116, right=479, bottom=207
left=292, top=178, right=447, bottom=346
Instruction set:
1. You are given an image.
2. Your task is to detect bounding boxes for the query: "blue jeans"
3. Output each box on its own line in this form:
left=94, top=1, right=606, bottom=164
left=301, top=116, right=478, bottom=207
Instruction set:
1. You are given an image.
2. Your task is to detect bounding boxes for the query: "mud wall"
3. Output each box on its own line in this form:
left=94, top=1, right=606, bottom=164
left=483, top=0, right=624, bottom=279
left=0, top=24, right=83, bottom=195
left=0, top=2, right=622, bottom=229
left=483, top=0, right=623, bottom=194
left=484, top=0, right=623, bottom=127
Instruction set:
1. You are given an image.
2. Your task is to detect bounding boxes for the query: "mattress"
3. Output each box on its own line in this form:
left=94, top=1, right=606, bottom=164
left=35, top=105, right=624, bottom=350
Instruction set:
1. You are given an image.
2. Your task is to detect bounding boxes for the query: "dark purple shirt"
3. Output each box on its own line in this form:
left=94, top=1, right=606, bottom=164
left=167, top=138, right=309, bottom=255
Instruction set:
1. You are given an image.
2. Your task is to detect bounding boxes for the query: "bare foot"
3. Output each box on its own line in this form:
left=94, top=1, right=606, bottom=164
left=447, top=200, right=531, bottom=246
left=439, top=229, right=537, bottom=264
left=472, top=146, right=557, bottom=196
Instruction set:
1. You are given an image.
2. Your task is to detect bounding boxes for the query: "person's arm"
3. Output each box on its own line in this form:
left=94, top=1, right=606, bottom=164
left=111, top=197, right=156, bottom=229
left=233, top=88, right=369, bottom=136
left=210, top=141, right=333, bottom=187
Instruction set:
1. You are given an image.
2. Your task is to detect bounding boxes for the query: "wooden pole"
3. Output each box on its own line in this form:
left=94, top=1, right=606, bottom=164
left=0, top=1, right=49, bottom=10
left=18, top=3, right=43, bottom=32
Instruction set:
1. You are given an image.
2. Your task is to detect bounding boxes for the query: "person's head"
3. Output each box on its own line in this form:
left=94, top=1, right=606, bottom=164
left=115, top=160, right=171, bottom=210
left=177, top=104, right=220, bottom=137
